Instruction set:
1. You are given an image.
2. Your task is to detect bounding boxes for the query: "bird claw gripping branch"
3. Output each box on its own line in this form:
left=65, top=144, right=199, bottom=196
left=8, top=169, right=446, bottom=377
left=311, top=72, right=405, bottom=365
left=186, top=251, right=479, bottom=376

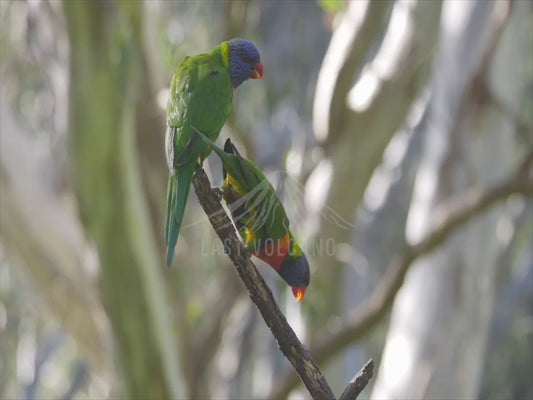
left=210, top=187, right=224, bottom=202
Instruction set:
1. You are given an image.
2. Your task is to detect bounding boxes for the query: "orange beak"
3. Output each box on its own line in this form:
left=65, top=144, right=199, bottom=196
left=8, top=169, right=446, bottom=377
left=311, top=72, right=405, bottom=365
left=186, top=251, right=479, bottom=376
left=292, top=286, right=306, bottom=302
left=251, top=62, right=264, bottom=80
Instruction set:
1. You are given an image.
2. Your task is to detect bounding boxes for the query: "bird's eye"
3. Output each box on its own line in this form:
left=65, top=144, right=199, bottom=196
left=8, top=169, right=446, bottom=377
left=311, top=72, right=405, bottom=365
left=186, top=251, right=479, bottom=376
left=242, top=54, right=251, bottom=63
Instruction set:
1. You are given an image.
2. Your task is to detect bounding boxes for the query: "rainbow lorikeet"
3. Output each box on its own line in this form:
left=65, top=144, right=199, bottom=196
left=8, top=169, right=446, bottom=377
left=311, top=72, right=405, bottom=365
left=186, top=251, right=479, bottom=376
left=194, top=129, right=310, bottom=301
left=165, top=39, right=264, bottom=266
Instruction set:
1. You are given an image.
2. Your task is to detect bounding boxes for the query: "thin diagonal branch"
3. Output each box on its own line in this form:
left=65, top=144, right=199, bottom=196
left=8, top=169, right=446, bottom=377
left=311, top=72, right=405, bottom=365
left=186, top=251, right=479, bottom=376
left=338, top=359, right=375, bottom=400
left=192, top=167, right=336, bottom=400
left=269, top=150, right=533, bottom=399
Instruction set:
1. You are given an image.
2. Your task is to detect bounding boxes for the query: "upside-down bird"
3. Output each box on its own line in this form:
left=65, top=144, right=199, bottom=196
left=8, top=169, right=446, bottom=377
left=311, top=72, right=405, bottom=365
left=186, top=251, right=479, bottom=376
left=195, top=130, right=310, bottom=301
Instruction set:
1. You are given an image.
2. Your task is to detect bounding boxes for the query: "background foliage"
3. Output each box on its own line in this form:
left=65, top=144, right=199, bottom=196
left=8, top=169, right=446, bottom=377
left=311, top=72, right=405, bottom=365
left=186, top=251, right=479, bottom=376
left=1, top=1, right=532, bottom=399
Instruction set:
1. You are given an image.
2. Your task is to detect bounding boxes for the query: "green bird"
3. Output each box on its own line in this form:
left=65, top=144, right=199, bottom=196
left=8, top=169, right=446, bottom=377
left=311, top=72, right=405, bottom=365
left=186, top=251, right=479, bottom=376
left=165, top=39, right=264, bottom=266
left=194, top=129, right=310, bottom=301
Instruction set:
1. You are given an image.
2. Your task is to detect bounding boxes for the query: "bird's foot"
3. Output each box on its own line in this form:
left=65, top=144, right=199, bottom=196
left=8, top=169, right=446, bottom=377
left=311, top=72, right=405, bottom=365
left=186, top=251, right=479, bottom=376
left=242, top=245, right=253, bottom=263
left=210, top=186, right=223, bottom=201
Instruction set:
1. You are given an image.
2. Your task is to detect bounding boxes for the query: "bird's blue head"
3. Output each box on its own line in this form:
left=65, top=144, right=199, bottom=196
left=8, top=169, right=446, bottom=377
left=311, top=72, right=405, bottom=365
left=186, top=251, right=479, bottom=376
left=227, top=38, right=264, bottom=88
left=279, top=251, right=310, bottom=302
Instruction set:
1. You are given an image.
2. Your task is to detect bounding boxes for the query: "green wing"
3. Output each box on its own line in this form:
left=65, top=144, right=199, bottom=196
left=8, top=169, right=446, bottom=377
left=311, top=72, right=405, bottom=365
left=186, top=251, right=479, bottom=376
left=165, top=48, right=233, bottom=266
left=222, top=141, right=290, bottom=243
left=193, top=130, right=290, bottom=247
left=166, top=52, right=233, bottom=170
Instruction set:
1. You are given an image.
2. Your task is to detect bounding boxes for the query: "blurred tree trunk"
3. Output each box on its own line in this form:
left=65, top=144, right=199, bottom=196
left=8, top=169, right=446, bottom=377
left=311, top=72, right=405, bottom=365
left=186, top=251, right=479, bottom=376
left=0, top=87, right=114, bottom=383
left=62, top=1, right=182, bottom=398
left=372, top=1, right=531, bottom=398
left=305, top=0, right=442, bottom=391
left=308, top=0, right=441, bottom=328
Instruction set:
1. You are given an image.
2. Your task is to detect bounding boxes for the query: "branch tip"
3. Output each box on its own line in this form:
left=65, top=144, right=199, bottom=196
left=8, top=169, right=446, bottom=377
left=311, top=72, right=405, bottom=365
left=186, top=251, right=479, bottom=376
left=338, top=359, right=375, bottom=400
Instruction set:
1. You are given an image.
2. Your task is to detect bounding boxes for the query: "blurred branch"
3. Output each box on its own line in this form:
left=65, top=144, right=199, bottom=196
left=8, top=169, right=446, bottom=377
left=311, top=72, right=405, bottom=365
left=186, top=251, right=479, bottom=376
left=126, top=0, right=168, bottom=251
left=313, top=0, right=391, bottom=144
left=193, top=167, right=374, bottom=400
left=309, top=0, right=443, bottom=332
left=317, top=148, right=532, bottom=354
left=271, top=150, right=533, bottom=398
left=187, top=273, right=244, bottom=398
left=468, top=0, right=532, bottom=146
left=0, top=89, right=113, bottom=378
left=63, top=1, right=182, bottom=397
left=469, top=0, right=531, bottom=149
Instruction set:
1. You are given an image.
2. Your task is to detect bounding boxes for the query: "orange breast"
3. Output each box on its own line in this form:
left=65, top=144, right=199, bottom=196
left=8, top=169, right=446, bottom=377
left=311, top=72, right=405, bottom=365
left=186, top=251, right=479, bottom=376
left=254, top=233, right=291, bottom=271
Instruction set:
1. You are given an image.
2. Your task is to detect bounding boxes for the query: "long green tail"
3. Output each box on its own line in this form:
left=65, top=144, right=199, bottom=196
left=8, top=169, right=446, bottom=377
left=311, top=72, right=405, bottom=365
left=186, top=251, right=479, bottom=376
left=165, top=162, right=196, bottom=266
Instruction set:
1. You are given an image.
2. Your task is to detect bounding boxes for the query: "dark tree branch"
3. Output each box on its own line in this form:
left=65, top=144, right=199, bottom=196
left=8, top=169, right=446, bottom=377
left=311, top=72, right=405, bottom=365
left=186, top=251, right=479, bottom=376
left=193, top=167, right=376, bottom=399
left=338, top=359, right=375, bottom=400
left=269, top=151, right=533, bottom=399
left=192, top=167, right=336, bottom=400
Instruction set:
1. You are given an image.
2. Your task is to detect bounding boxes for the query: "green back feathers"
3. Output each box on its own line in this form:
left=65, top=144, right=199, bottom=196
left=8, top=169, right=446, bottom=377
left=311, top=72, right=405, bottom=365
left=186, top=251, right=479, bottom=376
left=193, top=129, right=291, bottom=248
left=166, top=46, right=233, bottom=169
left=165, top=43, right=233, bottom=266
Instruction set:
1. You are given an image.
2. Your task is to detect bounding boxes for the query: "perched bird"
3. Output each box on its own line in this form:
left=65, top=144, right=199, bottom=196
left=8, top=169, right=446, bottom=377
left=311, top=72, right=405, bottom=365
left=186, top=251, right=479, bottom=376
left=165, top=39, right=264, bottom=266
left=194, top=129, right=310, bottom=301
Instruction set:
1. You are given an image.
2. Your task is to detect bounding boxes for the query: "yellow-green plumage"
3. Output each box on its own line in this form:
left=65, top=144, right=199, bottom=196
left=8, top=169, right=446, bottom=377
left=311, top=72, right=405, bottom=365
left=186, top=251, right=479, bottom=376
left=165, top=45, right=232, bottom=266
left=191, top=129, right=290, bottom=250
left=193, top=129, right=310, bottom=301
